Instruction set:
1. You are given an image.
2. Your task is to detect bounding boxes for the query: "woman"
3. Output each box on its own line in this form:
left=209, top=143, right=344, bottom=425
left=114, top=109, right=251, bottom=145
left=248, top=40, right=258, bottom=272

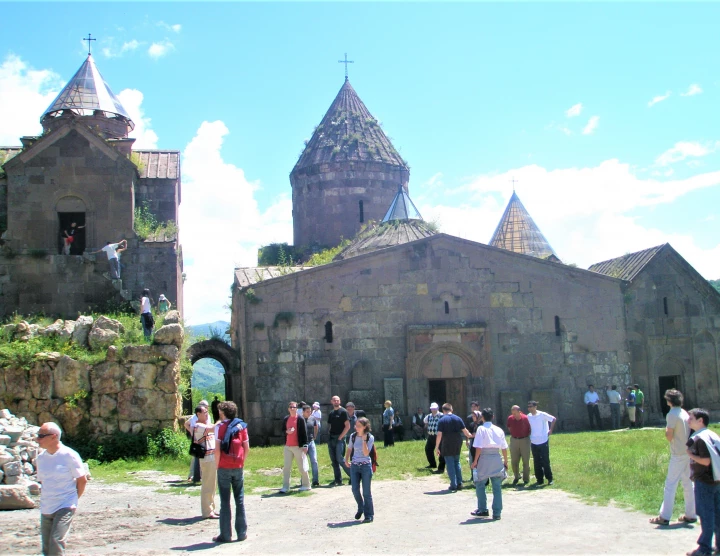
left=191, top=404, right=218, bottom=519
left=382, top=400, right=395, bottom=447
left=345, top=417, right=375, bottom=523
left=140, top=289, right=154, bottom=339
left=158, top=294, right=171, bottom=313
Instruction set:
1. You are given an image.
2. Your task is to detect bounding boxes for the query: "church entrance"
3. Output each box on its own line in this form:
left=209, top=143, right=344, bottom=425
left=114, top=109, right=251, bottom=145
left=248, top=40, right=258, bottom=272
left=57, top=212, right=86, bottom=255
left=658, top=375, right=680, bottom=416
left=428, top=378, right=466, bottom=417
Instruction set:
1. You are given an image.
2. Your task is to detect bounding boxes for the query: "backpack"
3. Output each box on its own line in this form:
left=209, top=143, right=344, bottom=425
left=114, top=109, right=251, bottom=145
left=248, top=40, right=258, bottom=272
left=350, top=432, right=378, bottom=473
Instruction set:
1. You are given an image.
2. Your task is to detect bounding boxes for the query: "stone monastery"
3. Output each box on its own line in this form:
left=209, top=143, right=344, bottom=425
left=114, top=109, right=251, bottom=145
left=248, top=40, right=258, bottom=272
left=231, top=77, right=720, bottom=442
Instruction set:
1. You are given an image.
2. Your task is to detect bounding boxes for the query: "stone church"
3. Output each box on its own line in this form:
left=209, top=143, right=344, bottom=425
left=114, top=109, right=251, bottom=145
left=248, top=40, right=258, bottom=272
left=231, top=76, right=720, bottom=443
left=0, top=52, right=183, bottom=317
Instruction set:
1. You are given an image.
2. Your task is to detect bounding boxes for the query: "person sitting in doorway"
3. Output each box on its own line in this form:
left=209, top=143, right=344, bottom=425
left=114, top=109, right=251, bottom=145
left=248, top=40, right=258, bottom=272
left=62, top=222, right=85, bottom=255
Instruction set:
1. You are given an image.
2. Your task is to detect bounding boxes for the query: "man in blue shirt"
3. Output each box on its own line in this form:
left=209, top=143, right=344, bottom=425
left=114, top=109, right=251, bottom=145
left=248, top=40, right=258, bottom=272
left=435, top=403, right=472, bottom=492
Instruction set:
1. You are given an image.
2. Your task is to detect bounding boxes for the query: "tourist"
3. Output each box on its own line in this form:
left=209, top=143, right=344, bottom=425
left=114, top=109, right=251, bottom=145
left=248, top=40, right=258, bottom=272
left=345, top=417, right=375, bottom=523
left=465, top=401, right=480, bottom=429
left=214, top=401, right=249, bottom=543
left=185, top=399, right=210, bottom=482
left=649, top=389, right=696, bottom=526
left=191, top=404, right=218, bottom=519
left=327, top=395, right=351, bottom=486
left=584, top=385, right=602, bottom=430
left=140, top=289, right=154, bottom=339
left=506, top=405, right=531, bottom=485
left=91, top=239, right=126, bottom=280
left=527, top=401, right=557, bottom=486
left=634, top=384, right=645, bottom=428
left=312, top=402, right=323, bottom=443
left=606, top=384, right=622, bottom=429
left=280, top=401, right=311, bottom=493
left=470, top=408, right=508, bottom=520
left=157, top=294, right=171, bottom=313
left=424, top=403, right=445, bottom=472
left=626, top=386, right=637, bottom=428
left=685, top=408, right=720, bottom=556
left=302, top=404, right=320, bottom=487
left=467, top=410, right=481, bottom=466
left=412, top=407, right=426, bottom=440
left=382, top=400, right=395, bottom=447
left=62, top=221, right=85, bottom=255
left=211, top=396, right=220, bottom=423
left=35, top=422, right=88, bottom=556
left=347, top=401, right=358, bottom=431
left=393, top=410, right=405, bottom=441
left=436, top=403, right=472, bottom=492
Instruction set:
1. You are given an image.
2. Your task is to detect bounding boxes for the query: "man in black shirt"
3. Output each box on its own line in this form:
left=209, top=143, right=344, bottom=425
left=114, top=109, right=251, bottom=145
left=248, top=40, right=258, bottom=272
left=327, top=395, right=351, bottom=486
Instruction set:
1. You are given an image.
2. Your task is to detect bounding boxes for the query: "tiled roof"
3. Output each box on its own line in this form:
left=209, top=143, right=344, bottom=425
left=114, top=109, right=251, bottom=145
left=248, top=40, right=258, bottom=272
left=588, top=244, right=666, bottom=281
left=291, top=80, right=408, bottom=173
left=489, top=192, right=558, bottom=260
left=133, top=151, right=180, bottom=180
left=234, top=266, right=308, bottom=288
left=0, top=147, right=22, bottom=163
left=334, top=220, right=436, bottom=261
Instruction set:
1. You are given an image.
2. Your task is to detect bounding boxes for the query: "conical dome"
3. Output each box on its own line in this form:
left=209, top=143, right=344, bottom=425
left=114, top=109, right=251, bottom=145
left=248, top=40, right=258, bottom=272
left=489, top=192, right=558, bottom=260
left=41, top=54, right=134, bottom=131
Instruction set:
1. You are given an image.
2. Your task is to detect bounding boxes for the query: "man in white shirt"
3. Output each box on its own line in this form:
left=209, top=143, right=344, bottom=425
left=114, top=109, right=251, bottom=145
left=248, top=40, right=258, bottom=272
left=185, top=400, right=210, bottom=481
left=606, top=384, right=622, bottom=429
left=527, top=401, right=557, bottom=486
left=91, top=239, right=127, bottom=279
left=584, top=385, right=602, bottom=430
left=470, top=408, right=508, bottom=520
left=35, top=422, right=88, bottom=556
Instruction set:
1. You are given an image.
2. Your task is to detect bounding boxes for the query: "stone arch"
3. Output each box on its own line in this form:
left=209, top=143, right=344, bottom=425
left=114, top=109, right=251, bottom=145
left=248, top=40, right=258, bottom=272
left=414, top=341, right=482, bottom=381
left=186, top=340, right=242, bottom=414
left=654, top=354, right=689, bottom=413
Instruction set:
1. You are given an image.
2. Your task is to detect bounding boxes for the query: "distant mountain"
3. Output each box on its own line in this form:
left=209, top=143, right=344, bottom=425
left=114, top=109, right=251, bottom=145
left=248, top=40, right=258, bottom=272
left=188, top=320, right=230, bottom=340
left=188, top=321, right=230, bottom=390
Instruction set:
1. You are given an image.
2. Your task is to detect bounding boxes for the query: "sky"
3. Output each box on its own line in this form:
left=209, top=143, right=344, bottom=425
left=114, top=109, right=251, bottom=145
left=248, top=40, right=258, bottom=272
left=1, top=2, right=719, bottom=325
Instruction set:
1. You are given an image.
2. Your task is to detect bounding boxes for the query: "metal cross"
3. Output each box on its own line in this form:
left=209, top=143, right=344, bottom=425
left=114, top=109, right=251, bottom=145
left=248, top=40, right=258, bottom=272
left=83, top=33, right=96, bottom=55
left=338, top=53, right=354, bottom=81
left=510, top=177, right=519, bottom=192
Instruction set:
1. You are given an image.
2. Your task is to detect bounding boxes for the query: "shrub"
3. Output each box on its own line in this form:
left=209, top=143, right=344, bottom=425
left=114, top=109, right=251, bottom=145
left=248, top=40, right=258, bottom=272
left=65, top=428, right=189, bottom=462
left=147, top=428, right=189, bottom=459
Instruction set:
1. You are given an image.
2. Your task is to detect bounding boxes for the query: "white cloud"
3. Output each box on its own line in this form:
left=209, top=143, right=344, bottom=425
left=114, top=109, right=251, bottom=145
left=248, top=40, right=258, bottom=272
left=681, top=84, right=703, bottom=97
left=180, top=121, right=292, bottom=324
left=418, top=161, right=720, bottom=280
left=122, top=40, right=140, bottom=53
left=0, top=54, right=63, bottom=144
left=565, top=103, right=583, bottom=118
left=582, top=115, right=599, bottom=135
left=117, top=89, right=158, bottom=149
left=655, top=141, right=717, bottom=167
left=648, top=91, right=671, bottom=107
left=102, top=39, right=141, bottom=59
left=158, top=22, right=182, bottom=33
left=546, top=122, right=572, bottom=136
left=148, top=40, right=175, bottom=59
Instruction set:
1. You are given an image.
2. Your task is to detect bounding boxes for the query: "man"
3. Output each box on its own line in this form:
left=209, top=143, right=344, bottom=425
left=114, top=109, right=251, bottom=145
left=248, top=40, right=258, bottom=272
left=465, top=401, right=480, bottom=429
left=506, top=405, right=531, bottom=485
left=302, top=404, right=320, bottom=487
left=634, top=384, right=645, bottom=428
left=626, top=386, right=637, bottom=428
left=584, top=385, right=602, bottom=430
left=527, top=401, right=557, bottom=486
left=649, top=389, right=696, bottom=526
left=185, top=399, right=210, bottom=482
left=312, top=402, right=323, bottom=443
left=91, top=239, right=127, bottom=280
left=423, top=403, right=445, bottom=472
left=412, top=407, right=426, bottom=440
left=280, top=401, right=311, bottom=493
left=191, top=404, right=218, bottom=519
left=214, top=401, right=249, bottom=543
left=606, top=385, right=622, bottom=430
left=346, top=402, right=358, bottom=431
left=470, top=408, right=508, bottom=520
left=436, top=403, right=472, bottom=492
left=211, top=396, right=220, bottom=424
left=36, top=422, right=88, bottom=556
left=685, top=408, right=720, bottom=556
left=327, top=395, right=351, bottom=486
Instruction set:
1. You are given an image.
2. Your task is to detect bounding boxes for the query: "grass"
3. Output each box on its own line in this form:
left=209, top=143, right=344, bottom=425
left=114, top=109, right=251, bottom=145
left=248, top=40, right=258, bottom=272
left=88, top=426, right=719, bottom=515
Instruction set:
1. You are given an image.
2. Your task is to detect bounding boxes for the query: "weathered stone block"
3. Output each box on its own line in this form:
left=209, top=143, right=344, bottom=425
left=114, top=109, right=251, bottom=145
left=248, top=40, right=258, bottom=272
left=53, top=356, right=90, bottom=399
left=55, top=403, right=85, bottom=435
left=153, top=323, right=184, bottom=348
left=163, top=310, right=180, bottom=324
left=91, top=362, right=127, bottom=395
left=0, top=485, right=35, bottom=509
left=72, top=315, right=94, bottom=347
left=88, top=327, right=119, bottom=350
left=156, top=362, right=179, bottom=394
left=128, top=363, right=157, bottom=390
left=5, top=368, right=29, bottom=400
left=29, top=363, right=53, bottom=399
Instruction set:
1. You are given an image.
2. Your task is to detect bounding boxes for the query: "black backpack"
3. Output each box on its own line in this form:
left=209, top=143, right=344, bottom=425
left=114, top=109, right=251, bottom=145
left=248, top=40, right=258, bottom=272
left=350, top=432, right=378, bottom=473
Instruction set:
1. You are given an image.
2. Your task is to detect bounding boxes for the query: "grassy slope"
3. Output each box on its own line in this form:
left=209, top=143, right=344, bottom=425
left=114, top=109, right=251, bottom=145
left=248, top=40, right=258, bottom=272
left=90, top=426, right=718, bottom=517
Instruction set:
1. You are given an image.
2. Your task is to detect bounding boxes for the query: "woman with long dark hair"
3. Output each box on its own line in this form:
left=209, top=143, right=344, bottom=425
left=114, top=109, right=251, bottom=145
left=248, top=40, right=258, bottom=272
left=345, top=417, right=375, bottom=523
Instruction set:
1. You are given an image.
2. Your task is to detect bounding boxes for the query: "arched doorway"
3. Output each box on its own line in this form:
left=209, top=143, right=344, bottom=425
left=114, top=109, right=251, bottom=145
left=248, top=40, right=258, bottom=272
left=56, top=196, right=87, bottom=255
left=186, top=340, right=242, bottom=418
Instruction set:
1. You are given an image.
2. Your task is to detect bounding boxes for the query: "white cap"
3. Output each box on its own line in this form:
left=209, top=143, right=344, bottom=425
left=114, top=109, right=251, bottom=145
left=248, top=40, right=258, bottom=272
left=312, top=402, right=320, bottom=408
left=430, top=402, right=439, bottom=410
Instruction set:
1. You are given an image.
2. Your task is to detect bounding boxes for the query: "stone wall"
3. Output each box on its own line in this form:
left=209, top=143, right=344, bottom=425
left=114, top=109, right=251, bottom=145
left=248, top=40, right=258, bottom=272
left=135, top=177, right=179, bottom=227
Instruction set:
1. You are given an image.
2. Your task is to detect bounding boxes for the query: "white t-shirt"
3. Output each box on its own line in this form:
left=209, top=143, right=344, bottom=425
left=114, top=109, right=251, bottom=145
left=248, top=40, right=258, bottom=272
left=528, top=411, right=556, bottom=445
left=141, top=296, right=151, bottom=314
left=36, top=443, right=86, bottom=514
left=101, top=243, right=119, bottom=260
left=312, top=409, right=322, bottom=429
left=192, top=422, right=217, bottom=462
left=473, top=422, right=508, bottom=450
left=666, top=407, right=691, bottom=456
left=607, top=389, right=622, bottom=404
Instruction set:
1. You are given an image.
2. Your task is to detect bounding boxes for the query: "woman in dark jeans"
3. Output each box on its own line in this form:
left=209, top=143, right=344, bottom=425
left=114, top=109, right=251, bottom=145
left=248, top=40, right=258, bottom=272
left=382, top=400, right=395, bottom=447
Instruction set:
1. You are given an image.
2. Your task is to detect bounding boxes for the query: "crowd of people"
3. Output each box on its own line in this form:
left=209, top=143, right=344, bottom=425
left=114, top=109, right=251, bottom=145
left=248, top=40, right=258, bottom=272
left=31, top=388, right=720, bottom=556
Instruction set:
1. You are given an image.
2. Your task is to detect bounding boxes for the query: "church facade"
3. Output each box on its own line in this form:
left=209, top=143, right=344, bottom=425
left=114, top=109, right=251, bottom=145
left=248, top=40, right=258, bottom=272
left=0, top=53, right=183, bottom=317
left=231, top=78, right=720, bottom=443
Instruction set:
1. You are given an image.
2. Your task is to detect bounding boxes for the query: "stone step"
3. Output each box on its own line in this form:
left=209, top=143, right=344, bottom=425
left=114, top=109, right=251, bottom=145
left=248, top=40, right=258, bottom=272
left=120, top=289, right=132, bottom=301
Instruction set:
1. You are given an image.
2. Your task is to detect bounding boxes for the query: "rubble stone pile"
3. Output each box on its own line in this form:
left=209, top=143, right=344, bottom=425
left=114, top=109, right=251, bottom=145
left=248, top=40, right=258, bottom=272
left=0, top=408, right=41, bottom=510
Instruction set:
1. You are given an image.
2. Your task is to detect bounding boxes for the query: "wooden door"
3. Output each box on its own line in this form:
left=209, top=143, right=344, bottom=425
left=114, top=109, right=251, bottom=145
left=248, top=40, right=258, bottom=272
left=446, top=378, right=466, bottom=417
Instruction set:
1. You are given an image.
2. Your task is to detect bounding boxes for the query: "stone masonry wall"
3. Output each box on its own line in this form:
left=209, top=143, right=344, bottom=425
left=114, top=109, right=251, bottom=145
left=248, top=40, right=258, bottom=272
left=135, top=178, right=179, bottom=227
left=234, top=235, right=631, bottom=440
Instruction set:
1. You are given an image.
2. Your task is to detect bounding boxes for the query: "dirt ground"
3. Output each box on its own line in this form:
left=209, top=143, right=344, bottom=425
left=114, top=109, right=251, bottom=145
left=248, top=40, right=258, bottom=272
left=0, top=471, right=702, bottom=555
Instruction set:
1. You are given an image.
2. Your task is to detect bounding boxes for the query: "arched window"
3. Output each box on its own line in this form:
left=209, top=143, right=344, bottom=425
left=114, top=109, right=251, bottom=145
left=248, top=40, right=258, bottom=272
left=325, top=321, right=333, bottom=343
left=444, top=301, right=449, bottom=314
left=554, top=316, right=561, bottom=337
left=359, top=200, right=364, bottom=223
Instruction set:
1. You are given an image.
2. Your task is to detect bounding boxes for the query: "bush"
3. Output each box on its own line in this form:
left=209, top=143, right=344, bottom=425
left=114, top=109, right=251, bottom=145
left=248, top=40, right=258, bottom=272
left=65, top=428, right=189, bottom=463
left=147, top=428, right=189, bottom=459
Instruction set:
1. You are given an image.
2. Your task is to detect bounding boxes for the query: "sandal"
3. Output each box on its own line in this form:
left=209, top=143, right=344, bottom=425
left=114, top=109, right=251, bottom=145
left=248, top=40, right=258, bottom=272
left=679, top=515, right=698, bottom=524
left=649, top=516, right=670, bottom=526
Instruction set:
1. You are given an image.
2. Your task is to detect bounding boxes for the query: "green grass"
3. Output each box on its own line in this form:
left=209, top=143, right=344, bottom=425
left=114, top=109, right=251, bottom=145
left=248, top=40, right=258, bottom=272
left=88, top=427, right=717, bottom=514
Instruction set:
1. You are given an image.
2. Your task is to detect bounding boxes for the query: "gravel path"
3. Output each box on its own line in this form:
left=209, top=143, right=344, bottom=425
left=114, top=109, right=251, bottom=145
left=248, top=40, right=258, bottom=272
left=1, top=472, right=701, bottom=555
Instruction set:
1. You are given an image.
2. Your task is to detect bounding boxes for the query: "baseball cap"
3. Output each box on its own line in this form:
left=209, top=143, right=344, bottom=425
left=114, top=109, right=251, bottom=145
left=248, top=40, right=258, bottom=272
left=430, top=402, right=439, bottom=410
left=312, top=402, right=320, bottom=408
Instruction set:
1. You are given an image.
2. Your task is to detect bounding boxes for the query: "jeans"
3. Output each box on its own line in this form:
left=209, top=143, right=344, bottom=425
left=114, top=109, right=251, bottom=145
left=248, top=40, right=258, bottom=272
left=41, top=507, right=75, bottom=555
left=476, top=476, right=503, bottom=517
left=328, top=435, right=350, bottom=482
left=694, top=480, right=720, bottom=554
left=307, top=440, right=319, bottom=484
left=444, top=455, right=463, bottom=489
left=659, top=454, right=695, bottom=521
left=425, top=436, right=445, bottom=470
left=587, top=404, right=601, bottom=430
left=141, top=313, right=154, bottom=339
left=609, top=404, right=621, bottom=429
left=351, top=463, right=374, bottom=518
left=217, top=467, right=247, bottom=541
left=531, top=441, right=553, bottom=483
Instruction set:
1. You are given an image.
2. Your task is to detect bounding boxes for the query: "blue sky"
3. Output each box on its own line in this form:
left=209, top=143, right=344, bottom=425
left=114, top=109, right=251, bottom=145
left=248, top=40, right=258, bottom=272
left=1, top=2, right=719, bottom=324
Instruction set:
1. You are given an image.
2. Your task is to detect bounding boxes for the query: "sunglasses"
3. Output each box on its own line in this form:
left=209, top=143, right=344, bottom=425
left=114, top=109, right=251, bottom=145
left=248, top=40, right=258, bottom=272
left=37, top=433, right=55, bottom=439
left=288, top=406, right=297, bottom=409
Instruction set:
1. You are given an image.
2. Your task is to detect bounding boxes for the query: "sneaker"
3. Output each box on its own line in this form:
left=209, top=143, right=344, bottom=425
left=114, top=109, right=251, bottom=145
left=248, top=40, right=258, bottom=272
left=470, top=510, right=489, bottom=517
left=312, top=481, right=320, bottom=487
left=355, top=510, right=363, bottom=520
left=493, top=515, right=501, bottom=520
left=299, top=486, right=311, bottom=492
left=548, top=480, right=554, bottom=485
left=237, top=534, right=247, bottom=542
left=363, top=516, right=374, bottom=523
left=512, top=478, right=520, bottom=486
left=279, top=488, right=289, bottom=494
